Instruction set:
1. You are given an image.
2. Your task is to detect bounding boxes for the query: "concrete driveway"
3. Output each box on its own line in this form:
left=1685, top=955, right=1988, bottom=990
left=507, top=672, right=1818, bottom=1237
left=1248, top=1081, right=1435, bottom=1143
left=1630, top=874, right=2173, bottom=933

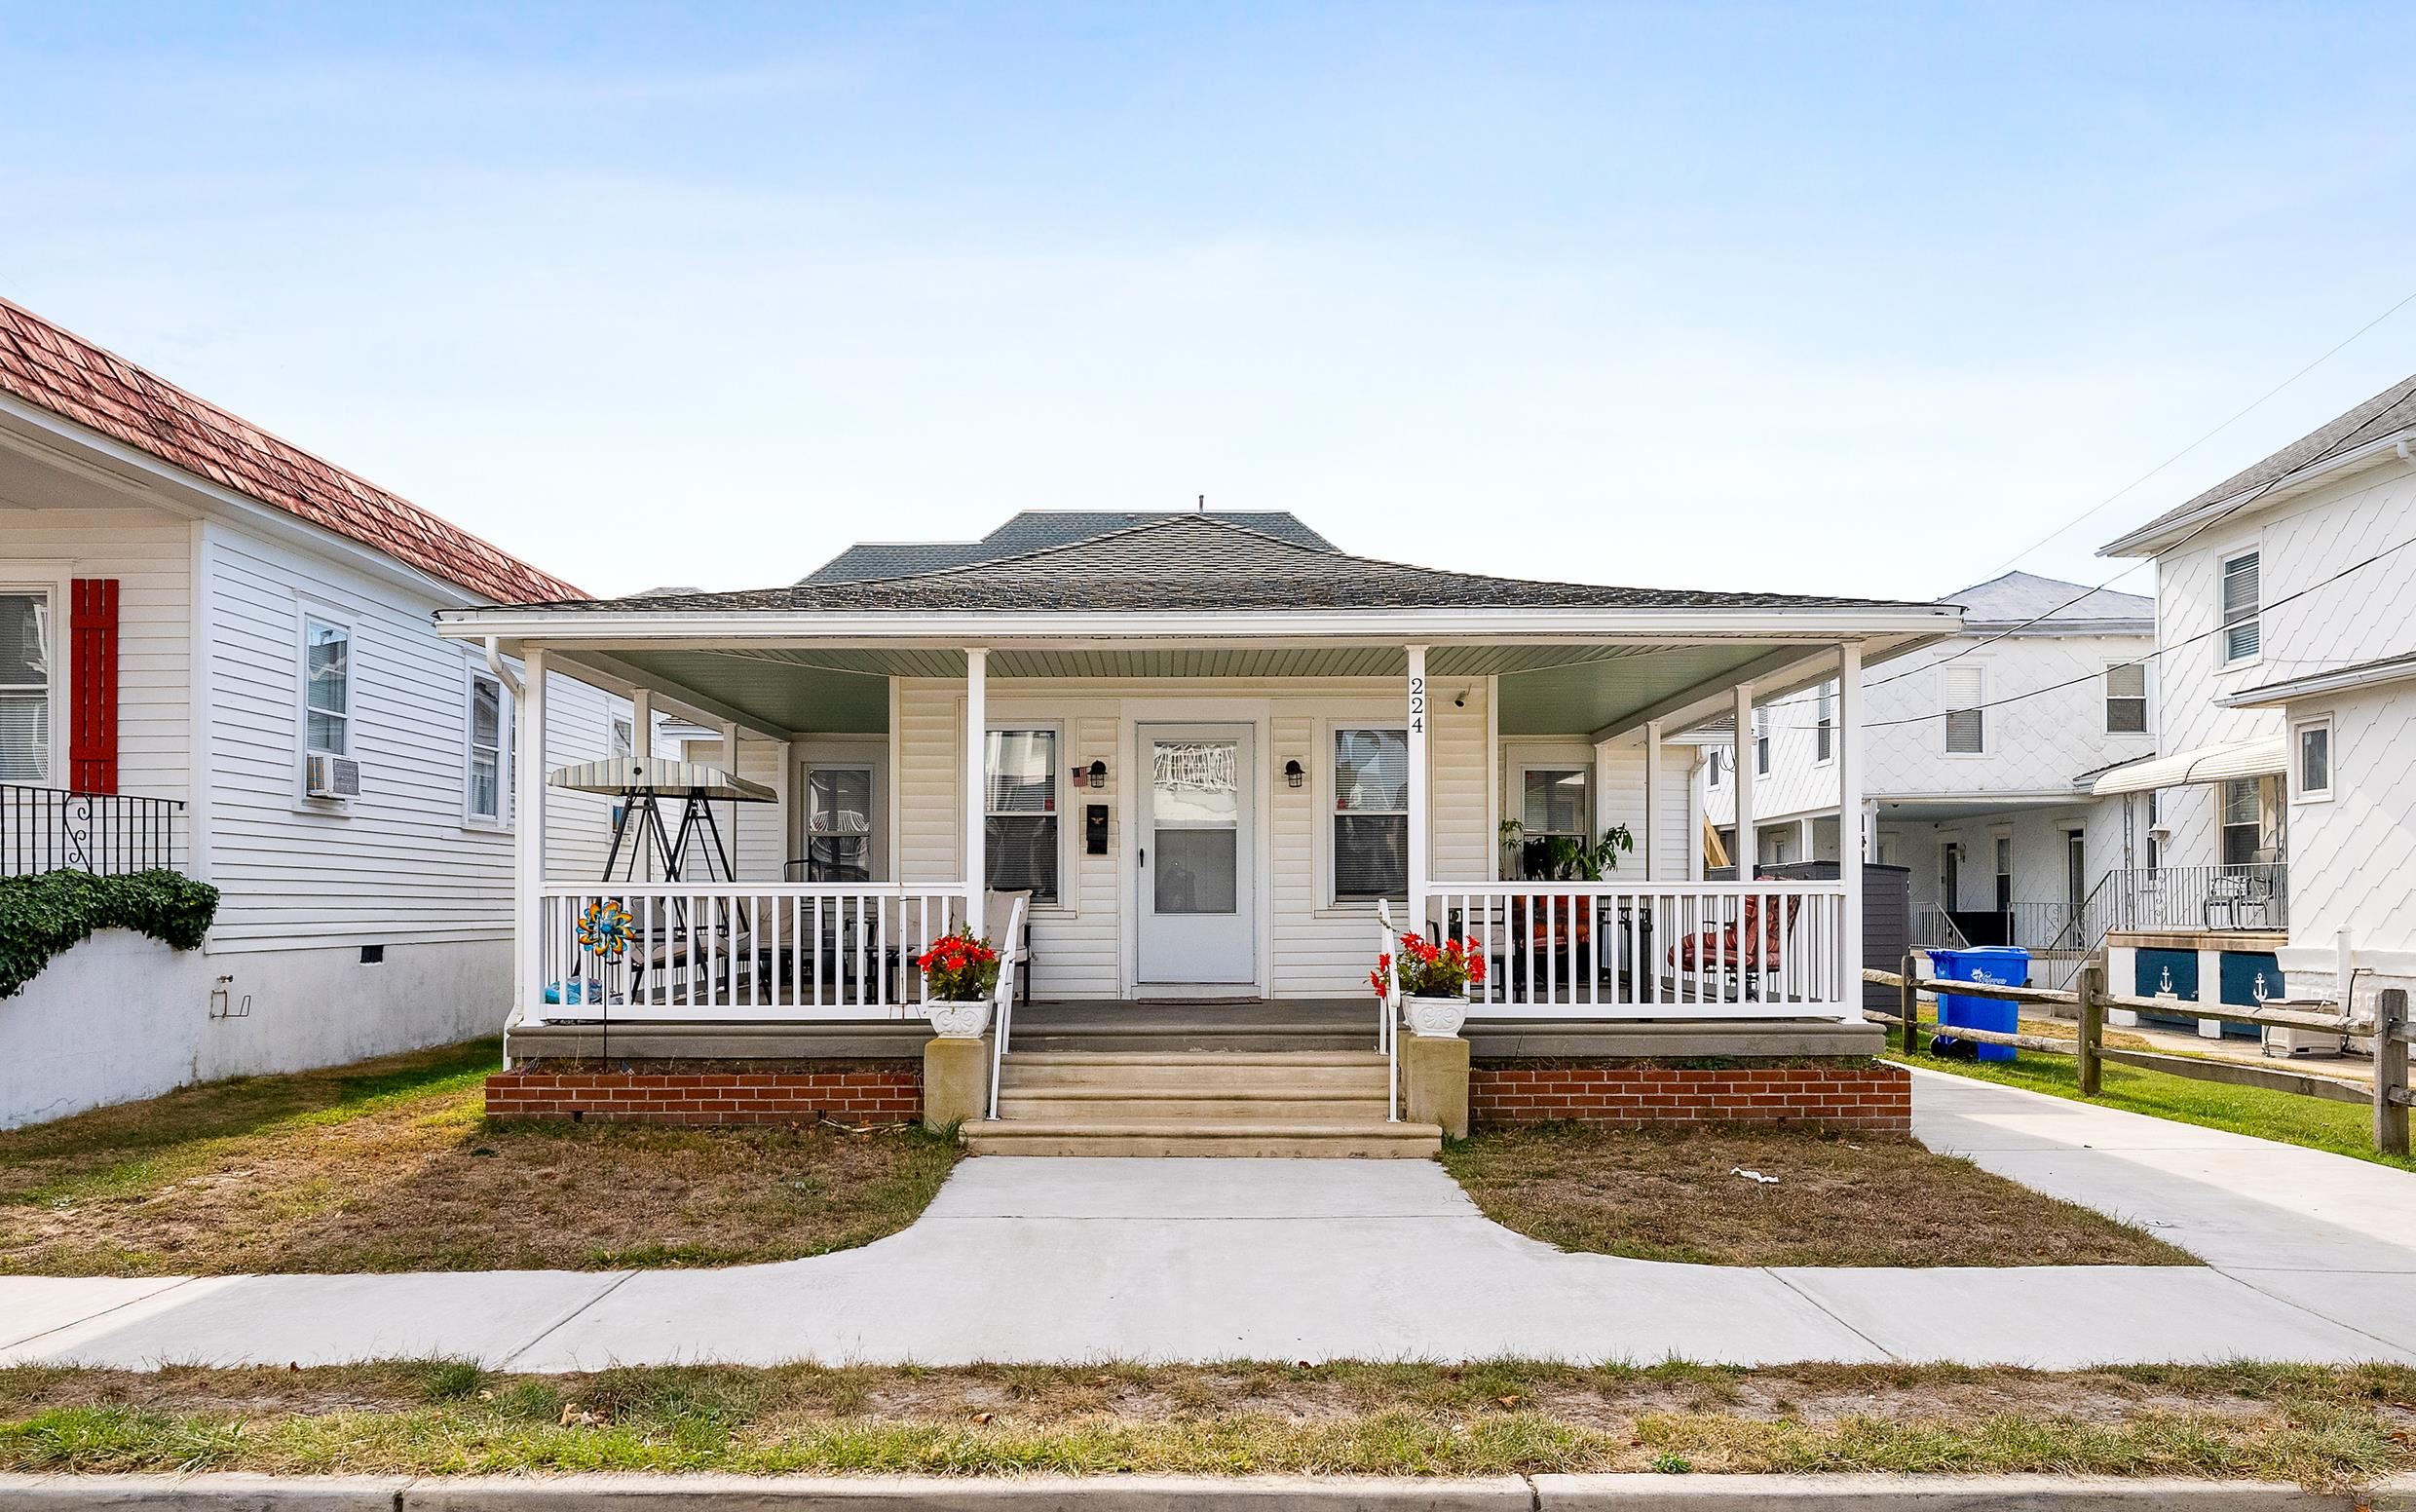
left=4, top=1072, right=2414, bottom=1370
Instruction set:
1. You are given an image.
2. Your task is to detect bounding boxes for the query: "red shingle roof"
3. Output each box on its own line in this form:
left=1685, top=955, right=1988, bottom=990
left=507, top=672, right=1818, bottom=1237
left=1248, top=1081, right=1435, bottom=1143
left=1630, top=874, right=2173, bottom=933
left=0, top=296, right=582, bottom=604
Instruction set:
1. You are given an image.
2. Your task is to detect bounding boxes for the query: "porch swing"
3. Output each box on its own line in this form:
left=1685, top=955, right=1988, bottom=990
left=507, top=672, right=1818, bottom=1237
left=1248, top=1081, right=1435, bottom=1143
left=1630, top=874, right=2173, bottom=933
left=548, top=756, right=779, bottom=1003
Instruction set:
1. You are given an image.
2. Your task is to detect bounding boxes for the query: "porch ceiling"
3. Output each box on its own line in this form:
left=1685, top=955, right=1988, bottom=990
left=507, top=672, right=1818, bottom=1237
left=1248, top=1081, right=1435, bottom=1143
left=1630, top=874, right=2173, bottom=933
left=584, top=640, right=1804, bottom=738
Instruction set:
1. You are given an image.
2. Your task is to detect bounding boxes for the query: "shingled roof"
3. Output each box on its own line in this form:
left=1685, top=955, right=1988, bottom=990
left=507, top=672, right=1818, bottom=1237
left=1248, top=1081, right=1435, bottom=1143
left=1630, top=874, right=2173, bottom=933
left=2105, top=370, right=2416, bottom=553
left=0, top=296, right=582, bottom=604
left=803, top=510, right=1335, bottom=583
left=509, top=514, right=1929, bottom=615
left=1945, top=571, right=2153, bottom=631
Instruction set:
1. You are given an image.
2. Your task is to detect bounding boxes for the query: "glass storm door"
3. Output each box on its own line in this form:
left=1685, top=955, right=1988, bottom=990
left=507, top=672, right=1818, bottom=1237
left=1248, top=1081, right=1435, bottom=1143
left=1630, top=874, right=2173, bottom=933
left=1137, top=724, right=1256, bottom=988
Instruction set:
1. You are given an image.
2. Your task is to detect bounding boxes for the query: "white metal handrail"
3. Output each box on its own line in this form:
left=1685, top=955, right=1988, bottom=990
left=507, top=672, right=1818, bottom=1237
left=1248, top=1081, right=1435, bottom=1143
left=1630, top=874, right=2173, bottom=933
left=986, top=892, right=1029, bottom=1121
left=1423, top=880, right=1851, bottom=1020
left=1375, top=899, right=1402, bottom=1122
left=534, top=882, right=971, bottom=1023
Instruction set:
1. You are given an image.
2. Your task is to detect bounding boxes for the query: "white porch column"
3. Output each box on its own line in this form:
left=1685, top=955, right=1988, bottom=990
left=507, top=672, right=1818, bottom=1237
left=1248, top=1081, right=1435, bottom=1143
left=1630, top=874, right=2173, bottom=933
left=1642, top=719, right=1664, bottom=881
left=630, top=689, right=653, bottom=760
left=1730, top=682, right=1755, bottom=876
left=1407, top=644, right=1429, bottom=935
left=1837, top=642, right=1866, bottom=1012
left=516, top=648, right=548, bottom=1020
left=963, top=648, right=987, bottom=937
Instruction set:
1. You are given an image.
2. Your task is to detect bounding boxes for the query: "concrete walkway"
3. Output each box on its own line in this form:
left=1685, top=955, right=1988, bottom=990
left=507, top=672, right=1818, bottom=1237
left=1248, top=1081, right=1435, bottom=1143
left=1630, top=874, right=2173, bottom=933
left=4, top=1071, right=2414, bottom=1370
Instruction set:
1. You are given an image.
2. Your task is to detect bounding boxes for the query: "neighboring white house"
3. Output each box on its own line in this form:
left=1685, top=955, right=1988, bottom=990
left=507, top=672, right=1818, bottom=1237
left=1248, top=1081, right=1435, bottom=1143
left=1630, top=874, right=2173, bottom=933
left=2095, top=370, right=2416, bottom=1023
left=0, top=295, right=638, bottom=1127
left=1703, top=571, right=2156, bottom=977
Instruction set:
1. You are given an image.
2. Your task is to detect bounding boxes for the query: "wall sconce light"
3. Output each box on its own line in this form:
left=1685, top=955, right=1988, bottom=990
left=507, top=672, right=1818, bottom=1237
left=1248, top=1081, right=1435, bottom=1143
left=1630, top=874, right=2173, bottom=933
left=1284, top=759, right=1305, bottom=789
left=1088, top=758, right=1109, bottom=789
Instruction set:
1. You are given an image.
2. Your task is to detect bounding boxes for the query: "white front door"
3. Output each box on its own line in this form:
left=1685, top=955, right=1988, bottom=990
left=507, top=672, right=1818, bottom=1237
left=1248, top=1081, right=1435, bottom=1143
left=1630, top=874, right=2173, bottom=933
left=1137, top=723, right=1257, bottom=988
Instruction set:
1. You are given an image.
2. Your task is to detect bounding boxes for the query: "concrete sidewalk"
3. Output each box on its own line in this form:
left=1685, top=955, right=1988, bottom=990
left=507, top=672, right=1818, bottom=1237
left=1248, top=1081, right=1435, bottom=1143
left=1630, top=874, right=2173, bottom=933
left=3, top=1073, right=2414, bottom=1370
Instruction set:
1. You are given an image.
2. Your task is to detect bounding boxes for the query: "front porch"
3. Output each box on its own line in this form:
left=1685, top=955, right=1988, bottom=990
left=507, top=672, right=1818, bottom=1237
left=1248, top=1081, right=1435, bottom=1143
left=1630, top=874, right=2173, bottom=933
left=437, top=513, right=1958, bottom=1145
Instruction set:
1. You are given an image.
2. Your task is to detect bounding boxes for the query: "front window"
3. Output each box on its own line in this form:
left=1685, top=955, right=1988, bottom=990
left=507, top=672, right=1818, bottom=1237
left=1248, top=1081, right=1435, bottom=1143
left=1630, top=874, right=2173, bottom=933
left=466, top=673, right=505, bottom=822
left=2222, top=550, right=2261, bottom=662
left=1333, top=727, right=1407, bottom=903
left=304, top=617, right=350, bottom=756
left=2105, top=662, right=2147, bottom=734
left=0, top=590, right=51, bottom=783
left=1944, top=664, right=1984, bottom=753
left=2295, top=719, right=2331, bottom=802
left=805, top=765, right=875, bottom=881
left=984, top=729, right=1058, bottom=903
left=1814, top=681, right=1835, bottom=763
left=1515, top=767, right=1588, bottom=879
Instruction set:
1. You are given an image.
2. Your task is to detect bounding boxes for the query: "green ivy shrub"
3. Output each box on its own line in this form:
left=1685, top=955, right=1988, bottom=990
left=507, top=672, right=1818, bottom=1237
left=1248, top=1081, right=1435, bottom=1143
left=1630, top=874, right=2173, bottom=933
left=0, top=869, right=220, bottom=1000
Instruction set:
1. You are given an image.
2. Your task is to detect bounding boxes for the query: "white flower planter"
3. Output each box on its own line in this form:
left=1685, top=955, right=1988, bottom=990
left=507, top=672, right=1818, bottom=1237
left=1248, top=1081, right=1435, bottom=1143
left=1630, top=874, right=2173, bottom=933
left=1403, top=994, right=1468, bottom=1039
left=925, top=998, right=993, bottom=1040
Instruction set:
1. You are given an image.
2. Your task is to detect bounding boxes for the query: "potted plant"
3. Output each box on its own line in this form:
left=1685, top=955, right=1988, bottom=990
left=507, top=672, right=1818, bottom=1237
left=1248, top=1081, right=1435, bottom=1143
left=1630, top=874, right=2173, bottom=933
left=916, top=926, right=1000, bottom=1038
left=1371, top=930, right=1487, bottom=1038
left=1498, top=819, right=1636, bottom=882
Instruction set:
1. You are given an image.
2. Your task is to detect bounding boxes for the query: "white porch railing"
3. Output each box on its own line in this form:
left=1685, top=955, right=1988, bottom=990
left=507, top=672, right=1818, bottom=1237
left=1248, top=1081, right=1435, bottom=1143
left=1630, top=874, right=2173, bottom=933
left=1421, top=881, right=1853, bottom=1020
left=534, top=883, right=971, bottom=1022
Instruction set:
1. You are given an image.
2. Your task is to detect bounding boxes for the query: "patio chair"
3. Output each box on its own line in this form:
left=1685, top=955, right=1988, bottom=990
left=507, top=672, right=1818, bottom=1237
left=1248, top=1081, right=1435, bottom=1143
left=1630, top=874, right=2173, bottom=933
left=1668, top=887, right=1799, bottom=1000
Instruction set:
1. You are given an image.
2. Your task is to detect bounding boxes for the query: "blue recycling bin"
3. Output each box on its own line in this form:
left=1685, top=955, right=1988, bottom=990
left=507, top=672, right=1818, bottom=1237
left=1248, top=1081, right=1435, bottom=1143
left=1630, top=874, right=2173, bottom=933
left=1926, top=946, right=2029, bottom=1061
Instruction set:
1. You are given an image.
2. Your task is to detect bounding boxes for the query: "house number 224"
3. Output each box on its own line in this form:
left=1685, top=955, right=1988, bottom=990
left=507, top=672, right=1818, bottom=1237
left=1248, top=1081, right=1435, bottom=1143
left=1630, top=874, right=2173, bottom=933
left=1409, top=675, right=1425, bottom=735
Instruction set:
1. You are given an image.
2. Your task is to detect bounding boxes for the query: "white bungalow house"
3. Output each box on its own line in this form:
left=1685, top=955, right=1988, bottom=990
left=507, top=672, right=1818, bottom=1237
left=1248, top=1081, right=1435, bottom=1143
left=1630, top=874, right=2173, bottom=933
left=0, top=295, right=628, bottom=1127
left=1703, top=571, right=2156, bottom=984
left=2095, top=371, right=2416, bottom=1036
left=444, top=513, right=1959, bottom=1153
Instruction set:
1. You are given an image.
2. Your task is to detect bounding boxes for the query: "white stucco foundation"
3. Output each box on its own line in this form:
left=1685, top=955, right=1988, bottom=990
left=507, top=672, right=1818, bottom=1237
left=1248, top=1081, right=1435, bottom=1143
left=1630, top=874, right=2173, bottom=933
left=0, top=932, right=505, bottom=1129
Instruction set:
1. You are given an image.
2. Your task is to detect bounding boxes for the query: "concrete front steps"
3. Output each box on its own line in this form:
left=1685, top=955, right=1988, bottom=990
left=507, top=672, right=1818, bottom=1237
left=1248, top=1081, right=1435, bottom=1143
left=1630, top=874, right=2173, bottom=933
left=963, top=1050, right=1442, bottom=1157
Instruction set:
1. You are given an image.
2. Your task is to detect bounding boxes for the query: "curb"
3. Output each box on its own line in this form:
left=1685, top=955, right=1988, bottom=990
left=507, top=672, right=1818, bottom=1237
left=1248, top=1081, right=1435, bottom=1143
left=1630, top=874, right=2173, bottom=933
left=0, top=1472, right=2395, bottom=1509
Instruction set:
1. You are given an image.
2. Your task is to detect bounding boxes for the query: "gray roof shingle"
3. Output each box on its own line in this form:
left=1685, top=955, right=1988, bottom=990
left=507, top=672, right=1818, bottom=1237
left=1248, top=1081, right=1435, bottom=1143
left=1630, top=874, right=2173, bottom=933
left=1944, top=571, right=2153, bottom=630
left=513, top=514, right=1937, bottom=616
left=804, top=510, right=1335, bottom=583
left=2106, top=371, right=2416, bottom=551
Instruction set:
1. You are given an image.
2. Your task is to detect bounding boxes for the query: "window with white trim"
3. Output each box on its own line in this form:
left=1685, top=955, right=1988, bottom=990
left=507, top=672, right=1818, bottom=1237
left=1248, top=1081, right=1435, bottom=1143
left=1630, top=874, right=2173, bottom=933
left=1333, top=727, right=1408, bottom=903
left=984, top=728, right=1058, bottom=903
left=2104, top=662, right=2147, bottom=734
left=466, top=671, right=506, bottom=823
left=610, top=716, right=634, bottom=760
left=1513, top=767, right=1589, bottom=880
left=2221, top=549, right=2260, bottom=663
left=303, top=617, right=351, bottom=756
left=1943, top=664, right=1984, bottom=753
left=2295, top=717, right=2331, bottom=802
left=1753, top=708, right=1770, bottom=775
left=1707, top=748, right=1725, bottom=788
left=1814, top=681, right=1836, bottom=764
left=0, top=589, right=52, bottom=783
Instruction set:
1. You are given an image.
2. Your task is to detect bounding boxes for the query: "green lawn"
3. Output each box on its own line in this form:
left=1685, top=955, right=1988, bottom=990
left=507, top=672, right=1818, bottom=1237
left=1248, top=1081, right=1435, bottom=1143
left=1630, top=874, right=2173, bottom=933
left=1890, top=1034, right=2414, bottom=1174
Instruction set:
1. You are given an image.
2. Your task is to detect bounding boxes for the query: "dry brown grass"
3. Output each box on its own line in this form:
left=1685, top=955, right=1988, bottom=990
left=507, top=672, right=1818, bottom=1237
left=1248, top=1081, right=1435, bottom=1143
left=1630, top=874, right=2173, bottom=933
left=0, top=1040, right=959, bottom=1275
left=1442, top=1122, right=2193, bottom=1267
left=2, top=1360, right=2410, bottom=1485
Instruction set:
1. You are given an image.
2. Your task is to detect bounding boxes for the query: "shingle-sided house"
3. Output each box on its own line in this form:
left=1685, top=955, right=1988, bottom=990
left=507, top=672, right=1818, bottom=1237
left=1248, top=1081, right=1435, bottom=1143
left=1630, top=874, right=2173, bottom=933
left=0, top=296, right=624, bottom=1127
left=450, top=512, right=1961, bottom=1152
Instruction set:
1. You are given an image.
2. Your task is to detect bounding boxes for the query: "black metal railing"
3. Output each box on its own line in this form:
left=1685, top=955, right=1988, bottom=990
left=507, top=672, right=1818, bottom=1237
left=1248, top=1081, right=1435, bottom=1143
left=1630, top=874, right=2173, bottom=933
left=1, top=784, right=184, bottom=877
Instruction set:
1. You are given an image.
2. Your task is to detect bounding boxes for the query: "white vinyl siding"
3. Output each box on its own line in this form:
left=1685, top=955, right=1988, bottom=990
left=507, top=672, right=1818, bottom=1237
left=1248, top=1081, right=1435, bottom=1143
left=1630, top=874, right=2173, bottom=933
left=2221, top=549, right=2260, bottom=663
left=204, top=528, right=621, bottom=950
left=1943, top=664, right=1984, bottom=754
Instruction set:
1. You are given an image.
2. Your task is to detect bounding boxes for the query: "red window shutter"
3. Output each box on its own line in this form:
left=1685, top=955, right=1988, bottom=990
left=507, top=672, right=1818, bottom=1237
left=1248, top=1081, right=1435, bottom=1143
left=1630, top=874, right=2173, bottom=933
left=69, top=578, right=119, bottom=794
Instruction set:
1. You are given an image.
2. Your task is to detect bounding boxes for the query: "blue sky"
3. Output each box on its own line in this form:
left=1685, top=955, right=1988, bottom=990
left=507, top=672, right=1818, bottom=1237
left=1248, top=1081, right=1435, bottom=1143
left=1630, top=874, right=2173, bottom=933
left=6, top=3, right=2415, bottom=600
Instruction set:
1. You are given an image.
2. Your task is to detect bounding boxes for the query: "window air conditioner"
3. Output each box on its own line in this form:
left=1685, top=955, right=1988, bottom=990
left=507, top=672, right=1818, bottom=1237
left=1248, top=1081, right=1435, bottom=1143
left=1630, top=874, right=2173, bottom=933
left=306, top=753, right=361, bottom=799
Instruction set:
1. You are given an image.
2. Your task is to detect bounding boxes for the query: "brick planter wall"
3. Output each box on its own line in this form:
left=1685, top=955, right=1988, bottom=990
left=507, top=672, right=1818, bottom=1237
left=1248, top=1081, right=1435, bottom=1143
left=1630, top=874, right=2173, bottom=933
left=485, top=1059, right=922, bottom=1126
left=1469, top=1059, right=1909, bottom=1132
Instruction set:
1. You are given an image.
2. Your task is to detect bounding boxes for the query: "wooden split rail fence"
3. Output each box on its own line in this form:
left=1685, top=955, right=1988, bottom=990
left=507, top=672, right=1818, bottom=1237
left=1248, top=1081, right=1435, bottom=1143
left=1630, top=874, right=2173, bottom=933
left=1865, top=953, right=2414, bottom=1157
